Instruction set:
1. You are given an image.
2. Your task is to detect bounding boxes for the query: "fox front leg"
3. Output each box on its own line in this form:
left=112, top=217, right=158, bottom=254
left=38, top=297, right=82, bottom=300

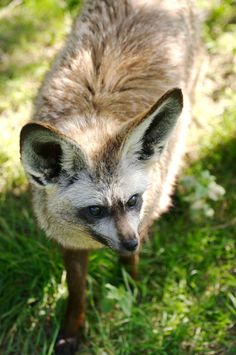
left=55, top=249, right=89, bottom=355
left=119, top=254, right=139, bottom=280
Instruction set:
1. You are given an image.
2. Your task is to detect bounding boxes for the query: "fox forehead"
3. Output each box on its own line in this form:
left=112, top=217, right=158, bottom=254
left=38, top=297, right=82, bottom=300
left=58, top=165, right=149, bottom=209
left=54, top=116, right=123, bottom=160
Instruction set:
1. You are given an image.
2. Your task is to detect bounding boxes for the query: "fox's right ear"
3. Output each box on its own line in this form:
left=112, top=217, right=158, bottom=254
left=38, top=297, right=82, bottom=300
left=20, top=122, right=86, bottom=187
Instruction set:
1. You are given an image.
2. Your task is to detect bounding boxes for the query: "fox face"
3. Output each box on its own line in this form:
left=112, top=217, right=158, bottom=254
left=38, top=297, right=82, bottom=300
left=20, top=88, right=183, bottom=255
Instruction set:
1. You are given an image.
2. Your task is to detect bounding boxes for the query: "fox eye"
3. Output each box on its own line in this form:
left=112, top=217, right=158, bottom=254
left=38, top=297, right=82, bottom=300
left=126, top=194, right=139, bottom=208
left=88, top=206, right=103, bottom=217
left=78, top=205, right=108, bottom=222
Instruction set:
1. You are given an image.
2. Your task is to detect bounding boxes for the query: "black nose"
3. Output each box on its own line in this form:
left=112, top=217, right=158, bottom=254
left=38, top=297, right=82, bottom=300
left=122, top=239, right=138, bottom=252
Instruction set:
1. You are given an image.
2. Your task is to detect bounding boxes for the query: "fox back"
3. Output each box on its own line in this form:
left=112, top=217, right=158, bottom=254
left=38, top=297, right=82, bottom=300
left=20, top=0, right=199, bottom=254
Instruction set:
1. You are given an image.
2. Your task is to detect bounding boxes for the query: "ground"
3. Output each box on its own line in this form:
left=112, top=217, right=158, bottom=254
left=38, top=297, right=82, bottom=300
left=0, top=0, right=236, bottom=354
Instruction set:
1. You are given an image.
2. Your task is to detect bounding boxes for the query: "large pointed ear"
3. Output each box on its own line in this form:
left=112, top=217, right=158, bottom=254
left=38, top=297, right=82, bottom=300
left=121, top=88, right=183, bottom=163
left=20, top=122, right=86, bottom=187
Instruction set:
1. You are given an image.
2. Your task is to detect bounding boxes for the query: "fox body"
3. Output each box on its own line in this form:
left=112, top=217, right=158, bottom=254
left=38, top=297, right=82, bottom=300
left=20, top=0, right=199, bottom=352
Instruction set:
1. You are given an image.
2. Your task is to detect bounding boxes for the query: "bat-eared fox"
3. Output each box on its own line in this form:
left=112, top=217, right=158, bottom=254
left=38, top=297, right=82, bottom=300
left=20, top=0, right=200, bottom=353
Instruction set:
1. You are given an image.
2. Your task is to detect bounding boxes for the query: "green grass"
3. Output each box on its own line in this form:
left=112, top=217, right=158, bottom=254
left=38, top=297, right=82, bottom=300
left=0, top=0, right=236, bottom=354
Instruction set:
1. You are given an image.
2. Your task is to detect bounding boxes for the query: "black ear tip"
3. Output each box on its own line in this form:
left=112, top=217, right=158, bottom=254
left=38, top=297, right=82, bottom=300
left=168, top=87, right=183, bottom=103
left=20, top=122, right=58, bottom=153
left=155, top=88, right=183, bottom=112
left=20, top=123, right=43, bottom=152
left=20, top=124, right=31, bottom=153
left=20, top=122, right=48, bottom=138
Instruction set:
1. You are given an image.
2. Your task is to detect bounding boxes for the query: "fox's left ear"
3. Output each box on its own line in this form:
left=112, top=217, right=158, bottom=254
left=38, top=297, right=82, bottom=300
left=121, top=88, right=183, bottom=163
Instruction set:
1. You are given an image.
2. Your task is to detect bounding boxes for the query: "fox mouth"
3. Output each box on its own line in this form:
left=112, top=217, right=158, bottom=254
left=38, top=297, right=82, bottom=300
left=89, top=230, right=139, bottom=255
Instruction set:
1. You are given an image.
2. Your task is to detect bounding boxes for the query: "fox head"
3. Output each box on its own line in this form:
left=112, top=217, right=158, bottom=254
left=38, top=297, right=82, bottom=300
left=20, top=88, right=183, bottom=255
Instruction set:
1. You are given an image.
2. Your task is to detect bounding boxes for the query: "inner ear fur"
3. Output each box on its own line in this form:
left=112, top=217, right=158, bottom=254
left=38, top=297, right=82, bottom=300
left=120, top=88, right=183, bottom=162
left=20, top=122, right=85, bottom=186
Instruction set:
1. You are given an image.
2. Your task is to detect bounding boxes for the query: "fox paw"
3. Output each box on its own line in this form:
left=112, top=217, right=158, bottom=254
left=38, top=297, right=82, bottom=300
left=54, top=336, right=78, bottom=355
